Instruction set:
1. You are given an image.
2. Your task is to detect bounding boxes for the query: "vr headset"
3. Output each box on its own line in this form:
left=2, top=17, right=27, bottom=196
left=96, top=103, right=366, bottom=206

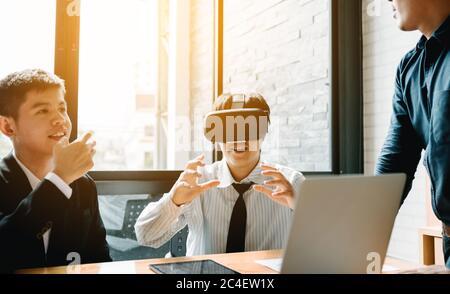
left=204, top=94, right=270, bottom=143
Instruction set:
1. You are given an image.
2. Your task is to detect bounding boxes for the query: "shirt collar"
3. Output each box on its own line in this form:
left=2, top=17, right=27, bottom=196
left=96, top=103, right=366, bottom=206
left=433, top=15, right=450, bottom=46
left=416, top=15, right=450, bottom=50
left=416, top=35, right=427, bottom=50
left=12, top=151, right=41, bottom=190
left=216, top=159, right=266, bottom=188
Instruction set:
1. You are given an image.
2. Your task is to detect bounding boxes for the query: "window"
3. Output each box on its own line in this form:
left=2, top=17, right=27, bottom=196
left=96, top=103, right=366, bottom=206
left=144, top=126, right=154, bottom=138
left=0, top=0, right=360, bottom=174
left=0, top=136, right=11, bottom=159
left=144, top=152, right=154, bottom=168
left=78, top=0, right=159, bottom=170
left=0, top=0, right=56, bottom=158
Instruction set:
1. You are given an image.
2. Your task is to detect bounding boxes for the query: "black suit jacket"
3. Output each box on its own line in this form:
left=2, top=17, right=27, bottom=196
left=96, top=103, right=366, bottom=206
left=0, top=154, right=111, bottom=273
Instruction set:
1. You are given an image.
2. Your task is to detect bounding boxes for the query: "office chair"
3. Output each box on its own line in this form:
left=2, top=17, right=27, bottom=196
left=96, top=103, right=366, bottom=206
left=105, top=197, right=189, bottom=257
left=106, top=199, right=150, bottom=240
left=91, top=171, right=188, bottom=260
left=170, top=226, right=189, bottom=257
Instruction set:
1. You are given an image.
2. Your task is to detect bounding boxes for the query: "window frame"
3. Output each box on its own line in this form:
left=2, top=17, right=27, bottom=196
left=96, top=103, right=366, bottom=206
left=55, top=0, right=80, bottom=142
left=330, top=0, right=364, bottom=175
left=54, top=0, right=363, bottom=179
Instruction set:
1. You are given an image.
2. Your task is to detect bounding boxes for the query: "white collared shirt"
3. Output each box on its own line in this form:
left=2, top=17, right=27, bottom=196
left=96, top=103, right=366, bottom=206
left=12, top=153, right=72, bottom=254
left=135, top=160, right=305, bottom=256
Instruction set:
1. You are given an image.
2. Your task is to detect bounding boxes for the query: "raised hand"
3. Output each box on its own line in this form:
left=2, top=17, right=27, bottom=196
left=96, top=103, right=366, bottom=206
left=253, top=163, right=295, bottom=209
left=171, top=154, right=220, bottom=206
left=52, top=131, right=96, bottom=185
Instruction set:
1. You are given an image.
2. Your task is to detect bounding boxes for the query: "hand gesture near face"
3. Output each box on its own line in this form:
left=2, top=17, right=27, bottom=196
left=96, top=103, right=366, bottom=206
left=171, top=154, right=220, bottom=206
left=53, top=131, right=96, bottom=185
left=253, top=163, right=295, bottom=209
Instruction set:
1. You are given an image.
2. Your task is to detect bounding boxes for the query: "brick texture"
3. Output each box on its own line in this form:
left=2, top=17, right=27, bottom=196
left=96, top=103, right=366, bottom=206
left=190, top=0, right=331, bottom=171
left=223, top=0, right=330, bottom=171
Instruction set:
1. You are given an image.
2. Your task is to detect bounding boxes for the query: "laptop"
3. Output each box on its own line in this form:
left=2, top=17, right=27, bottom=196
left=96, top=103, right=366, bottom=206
left=277, top=174, right=406, bottom=274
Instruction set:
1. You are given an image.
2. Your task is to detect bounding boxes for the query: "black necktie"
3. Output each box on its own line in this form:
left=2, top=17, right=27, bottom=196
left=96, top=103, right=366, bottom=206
left=226, top=182, right=254, bottom=253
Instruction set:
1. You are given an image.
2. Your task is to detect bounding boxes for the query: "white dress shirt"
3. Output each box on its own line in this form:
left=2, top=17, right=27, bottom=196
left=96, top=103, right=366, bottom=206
left=12, top=153, right=72, bottom=254
left=135, top=160, right=305, bottom=256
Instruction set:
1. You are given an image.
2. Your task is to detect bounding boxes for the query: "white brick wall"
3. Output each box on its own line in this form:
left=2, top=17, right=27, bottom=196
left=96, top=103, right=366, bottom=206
left=222, top=0, right=331, bottom=171
left=189, top=0, right=331, bottom=171
left=362, top=0, right=426, bottom=262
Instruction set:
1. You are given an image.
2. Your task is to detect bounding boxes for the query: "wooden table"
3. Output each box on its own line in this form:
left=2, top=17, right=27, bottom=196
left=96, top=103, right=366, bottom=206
left=419, top=226, right=445, bottom=265
left=16, top=250, right=449, bottom=274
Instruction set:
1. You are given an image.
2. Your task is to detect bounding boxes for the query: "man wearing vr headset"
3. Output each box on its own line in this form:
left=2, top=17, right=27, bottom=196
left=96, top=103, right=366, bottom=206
left=135, top=93, right=304, bottom=255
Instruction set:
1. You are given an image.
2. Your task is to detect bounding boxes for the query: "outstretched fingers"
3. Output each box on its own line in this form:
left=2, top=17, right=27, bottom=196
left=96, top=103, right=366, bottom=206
left=199, top=180, right=221, bottom=192
left=185, top=154, right=206, bottom=170
left=253, top=184, right=273, bottom=197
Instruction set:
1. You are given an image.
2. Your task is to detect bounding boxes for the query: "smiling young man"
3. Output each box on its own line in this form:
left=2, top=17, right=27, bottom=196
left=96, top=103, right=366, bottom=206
left=0, top=69, right=111, bottom=273
left=135, top=93, right=304, bottom=256
left=376, top=0, right=450, bottom=267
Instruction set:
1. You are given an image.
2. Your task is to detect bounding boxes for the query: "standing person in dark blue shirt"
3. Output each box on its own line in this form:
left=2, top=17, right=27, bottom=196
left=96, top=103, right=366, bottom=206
left=376, top=0, right=450, bottom=267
